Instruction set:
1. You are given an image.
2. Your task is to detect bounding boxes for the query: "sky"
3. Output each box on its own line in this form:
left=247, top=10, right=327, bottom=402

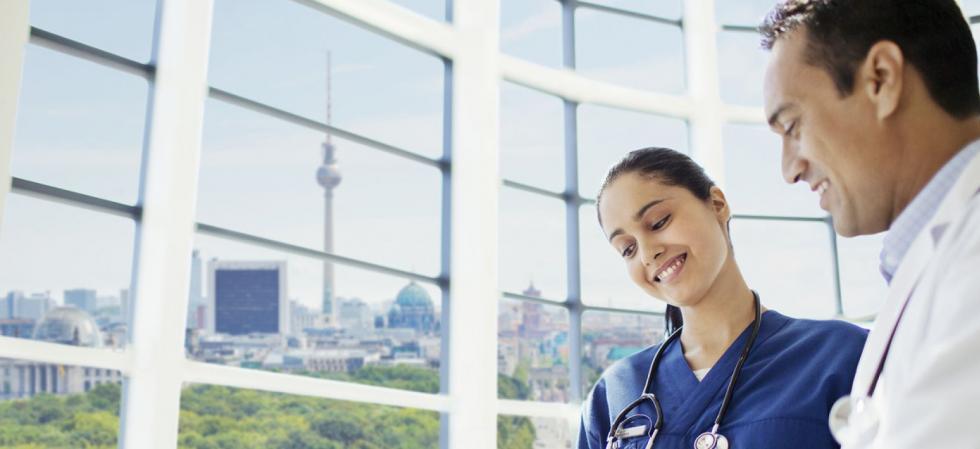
left=2, top=0, right=946, bottom=323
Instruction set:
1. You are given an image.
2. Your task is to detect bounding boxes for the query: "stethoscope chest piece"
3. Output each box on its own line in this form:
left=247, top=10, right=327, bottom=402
left=829, top=394, right=881, bottom=446
left=694, top=432, right=729, bottom=449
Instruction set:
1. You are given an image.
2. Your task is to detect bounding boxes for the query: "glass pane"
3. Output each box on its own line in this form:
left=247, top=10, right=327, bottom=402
left=387, top=0, right=446, bottom=22
left=499, top=188, right=567, bottom=300
left=209, top=0, right=444, bottom=158
left=0, top=195, right=134, bottom=348
left=500, top=82, right=565, bottom=191
left=0, top=361, right=121, bottom=447
left=581, top=0, right=682, bottom=19
left=188, top=234, right=442, bottom=393
left=838, top=232, right=888, bottom=319
left=577, top=105, right=688, bottom=200
left=498, top=415, right=574, bottom=449
left=962, top=0, right=980, bottom=17
left=730, top=219, right=838, bottom=319
left=30, top=0, right=157, bottom=63
left=973, top=25, right=980, bottom=79
left=723, top=124, right=824, bottom=217
left=718, top=30, right=769, bottom=106
left=579, top=205, right=665, bottom=313
left=12, top=45, right=148, bottom=205
left=498, top=298, right=570, bottom=402
left=500, top=0, right=563, bottom=68
left=582, top=311, right=664, bottom=395
left=716, top=0, right=777, bottom=27
left=179, top=384, right=439, bottom=447
left=197, top=99, right=442, bottom=276
left=575, top=9, right=685, bottom=93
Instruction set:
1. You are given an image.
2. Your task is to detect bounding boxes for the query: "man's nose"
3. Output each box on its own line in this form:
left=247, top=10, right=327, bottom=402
left=782, top=139, right=805, bottom=184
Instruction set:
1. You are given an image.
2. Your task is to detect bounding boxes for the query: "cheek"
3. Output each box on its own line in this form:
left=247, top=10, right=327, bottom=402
left=627, top=260, right=648, bottom=286
left=686, top=221, right=729, bottom=270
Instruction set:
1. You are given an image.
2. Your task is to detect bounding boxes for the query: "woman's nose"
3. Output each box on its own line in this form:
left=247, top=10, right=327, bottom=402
left=640, top=244, right=664, bottom=266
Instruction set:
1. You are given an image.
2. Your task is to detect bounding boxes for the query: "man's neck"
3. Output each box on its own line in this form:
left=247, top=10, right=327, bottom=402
left=890, top=115, right=980, bottom=223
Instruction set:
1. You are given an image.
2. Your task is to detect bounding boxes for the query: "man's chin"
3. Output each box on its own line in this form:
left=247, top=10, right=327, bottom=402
left=830, top=210, right=886, bottom=237
left=829, top=210, right=862, bottom=237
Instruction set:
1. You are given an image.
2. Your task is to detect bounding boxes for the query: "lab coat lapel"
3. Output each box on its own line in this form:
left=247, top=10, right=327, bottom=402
left=851, top=150, right=980, bottom=396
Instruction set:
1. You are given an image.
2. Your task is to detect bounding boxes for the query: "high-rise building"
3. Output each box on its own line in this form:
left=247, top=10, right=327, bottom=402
left=289, top=300, right=319, bottom=336
left=1, top=291, right=22, bottom=319
left=16, top=293, right=53, bottom=321
left=316, top=52, right=342, bottom=325
left=338, top=297, right=373, bottom=332
left=207, top=261, right=288, bottom=336
left=187, top=250, right=205, bottom=329
left=520, top=282, right=544, bottom=336
left=64, top=289, right=98, bottom=314
left=119, top=288, right=130, bottom=324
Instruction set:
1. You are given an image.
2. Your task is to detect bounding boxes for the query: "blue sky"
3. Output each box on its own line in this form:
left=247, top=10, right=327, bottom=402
left=0, top=0, right=900, bottom=321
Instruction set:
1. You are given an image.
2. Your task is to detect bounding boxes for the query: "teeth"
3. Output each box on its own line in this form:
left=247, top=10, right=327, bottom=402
left=656, top=256, right=684, bottom=282
left=817, top=181, right=829, bottom=196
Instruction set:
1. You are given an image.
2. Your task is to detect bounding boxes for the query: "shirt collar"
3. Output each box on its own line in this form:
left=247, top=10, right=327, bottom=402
left=879, top=140, right=980, bottom=283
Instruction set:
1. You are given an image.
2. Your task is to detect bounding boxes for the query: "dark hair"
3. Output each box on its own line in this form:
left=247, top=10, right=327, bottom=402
left=760, top=0, right=980, bottom=118
left=596, top=147, right=719, bottom=336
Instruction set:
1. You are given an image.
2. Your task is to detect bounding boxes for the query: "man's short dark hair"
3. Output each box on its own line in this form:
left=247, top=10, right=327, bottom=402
left=760, top=0, right=980, bottom=118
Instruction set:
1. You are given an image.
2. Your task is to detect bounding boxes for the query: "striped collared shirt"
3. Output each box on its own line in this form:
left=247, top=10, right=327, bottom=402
left=880, top=140, right=980, bottom=283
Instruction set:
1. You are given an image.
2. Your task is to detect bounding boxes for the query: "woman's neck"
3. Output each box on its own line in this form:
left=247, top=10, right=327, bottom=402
left=678, top=258, right=760, bottom=371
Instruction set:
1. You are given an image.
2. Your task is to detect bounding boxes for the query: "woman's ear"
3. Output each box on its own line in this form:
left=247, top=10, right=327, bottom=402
left=709, top=186, right=731, bottom=223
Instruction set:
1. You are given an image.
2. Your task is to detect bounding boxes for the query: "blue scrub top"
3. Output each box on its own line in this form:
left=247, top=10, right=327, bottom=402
left=578, top=310, right=867, bottom=449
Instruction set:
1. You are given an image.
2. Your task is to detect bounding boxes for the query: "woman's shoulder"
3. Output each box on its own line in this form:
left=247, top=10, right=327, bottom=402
left=780, top=313, right=868, bottom=342
left=767, top=311, right=868, bottom=360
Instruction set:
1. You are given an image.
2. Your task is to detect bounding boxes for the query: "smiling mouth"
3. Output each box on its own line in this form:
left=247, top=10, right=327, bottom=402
left=654, top=253, right=687, bottom=284
left=815, top=180, right=830, bottom=197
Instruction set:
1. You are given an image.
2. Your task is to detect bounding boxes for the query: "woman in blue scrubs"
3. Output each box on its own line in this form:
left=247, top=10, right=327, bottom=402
left=578, top=148, right=867, bottom=449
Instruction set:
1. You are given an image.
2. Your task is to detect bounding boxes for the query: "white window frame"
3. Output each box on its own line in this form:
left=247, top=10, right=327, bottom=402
left=0, top=0, right=868, bottom=448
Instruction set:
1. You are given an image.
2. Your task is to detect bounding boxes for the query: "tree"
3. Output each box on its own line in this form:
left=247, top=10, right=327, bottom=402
left=0, top=366, right=538, bottom=449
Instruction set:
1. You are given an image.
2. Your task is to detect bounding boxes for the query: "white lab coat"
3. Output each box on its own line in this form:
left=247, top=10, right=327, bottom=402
left=843, top=149, right=980, bottom=448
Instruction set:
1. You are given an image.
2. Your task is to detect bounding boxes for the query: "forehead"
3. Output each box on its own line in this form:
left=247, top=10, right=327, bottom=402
left=763, top=29, right=818, bottom=115
left=599, top=173, right=684, bottom=232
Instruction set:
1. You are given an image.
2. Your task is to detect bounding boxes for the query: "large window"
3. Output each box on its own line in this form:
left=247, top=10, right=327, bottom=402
left=0, top=0, right=909, bottom=448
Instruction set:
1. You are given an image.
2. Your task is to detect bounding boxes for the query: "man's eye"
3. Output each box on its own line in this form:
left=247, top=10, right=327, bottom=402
left=784, top=121, right=797, bottom=137
left=652, top=215, right=671, bottom=231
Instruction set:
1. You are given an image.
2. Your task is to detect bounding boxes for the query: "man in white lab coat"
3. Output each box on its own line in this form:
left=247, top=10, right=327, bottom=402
left=760, top=0, right=980, bottom=447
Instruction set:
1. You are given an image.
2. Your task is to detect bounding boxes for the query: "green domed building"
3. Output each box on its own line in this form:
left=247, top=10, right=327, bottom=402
left=387, top=281, right=437, bottom=333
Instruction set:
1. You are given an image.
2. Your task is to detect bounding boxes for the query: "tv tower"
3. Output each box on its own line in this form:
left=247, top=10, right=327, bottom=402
left=316, top=51, right=342, bottom=325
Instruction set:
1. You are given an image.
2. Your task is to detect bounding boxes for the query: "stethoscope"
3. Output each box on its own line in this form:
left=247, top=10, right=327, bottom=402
left=605, top=292, right=762, bottom=449
left=828, top=288, right=915, bottom=446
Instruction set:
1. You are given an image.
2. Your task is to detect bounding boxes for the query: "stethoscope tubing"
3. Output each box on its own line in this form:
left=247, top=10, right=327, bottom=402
left=606, top=292, right=762, bottom=448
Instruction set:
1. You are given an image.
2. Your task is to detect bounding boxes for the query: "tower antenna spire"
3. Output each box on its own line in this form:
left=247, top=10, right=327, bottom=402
left=326, top=50, right=332, bottom=145
left=316, top=50, right=342, bottom=326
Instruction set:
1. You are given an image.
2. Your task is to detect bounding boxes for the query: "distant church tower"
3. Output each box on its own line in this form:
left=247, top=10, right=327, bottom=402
left=316, top=52, right=342, bottom=325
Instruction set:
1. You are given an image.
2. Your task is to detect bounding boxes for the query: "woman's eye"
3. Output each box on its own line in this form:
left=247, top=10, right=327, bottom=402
left=651, top=215, right=671, bottom=231
left=621, top=244, right=635, bottom=258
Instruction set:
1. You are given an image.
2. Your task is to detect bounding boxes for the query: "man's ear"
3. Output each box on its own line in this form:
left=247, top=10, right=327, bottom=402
left=859, top=40, right=905, bottom=120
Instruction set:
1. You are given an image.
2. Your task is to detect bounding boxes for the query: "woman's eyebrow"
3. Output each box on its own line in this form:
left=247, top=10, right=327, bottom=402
left=607, top=198, right=667, bottom=243
left=633, top=198, right=666, bottom=221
